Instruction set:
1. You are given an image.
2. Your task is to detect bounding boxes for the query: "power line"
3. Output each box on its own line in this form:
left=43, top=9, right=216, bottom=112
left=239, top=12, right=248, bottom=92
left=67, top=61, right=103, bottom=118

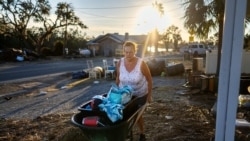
left=72, top=0, right=178, bottom=10
left=78, top=10, right=137, bottom=19
left=75, top=5, right=148, bottom=10
left=76, top=5, right=182, bottom=19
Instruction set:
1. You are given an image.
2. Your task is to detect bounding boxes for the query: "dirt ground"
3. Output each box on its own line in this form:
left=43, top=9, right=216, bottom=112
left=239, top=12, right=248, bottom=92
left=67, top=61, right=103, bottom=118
left=0, top=75, right=218, bottom=141
left=1, top=64, right=250, bottom=141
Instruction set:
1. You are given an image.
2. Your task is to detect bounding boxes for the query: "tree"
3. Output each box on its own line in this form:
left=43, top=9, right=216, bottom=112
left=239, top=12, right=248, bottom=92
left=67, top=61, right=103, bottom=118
left=0, top=0, right=87, bottom=53
left=0, top=0, right=51, bottom=49
left=153, top=1, right=164, bottom=17
left=67, top=28, right=88, bottom=49
left=162, top=25, right=182, bottom=51
left=182, top=0, right=224, bottom=75
left=183, top=0, right=250, bottom=75
left=151, top=1, right=164, bottom=53
left=29, top=2, right=87, bottom=52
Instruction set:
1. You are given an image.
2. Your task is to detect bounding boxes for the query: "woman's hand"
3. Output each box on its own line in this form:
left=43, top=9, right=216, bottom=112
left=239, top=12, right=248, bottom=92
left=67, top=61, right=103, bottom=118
left=147, top=94, right=153, bottom=103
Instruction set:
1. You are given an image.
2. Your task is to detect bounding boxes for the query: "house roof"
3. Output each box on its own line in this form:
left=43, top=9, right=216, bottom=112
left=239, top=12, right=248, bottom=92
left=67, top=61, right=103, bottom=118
left=128, top=35, right=148, bottom=44
left=87, top=33, right=148, bottom=45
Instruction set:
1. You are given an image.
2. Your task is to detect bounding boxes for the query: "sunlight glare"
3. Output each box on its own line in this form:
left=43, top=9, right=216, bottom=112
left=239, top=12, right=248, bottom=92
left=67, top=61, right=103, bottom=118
left=134, top=6, right=170, bottom=34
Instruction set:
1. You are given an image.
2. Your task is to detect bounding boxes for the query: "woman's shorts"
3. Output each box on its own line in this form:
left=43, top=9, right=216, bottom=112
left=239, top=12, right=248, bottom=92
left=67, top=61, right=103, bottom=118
left=134, top=94, right=147, bottom=107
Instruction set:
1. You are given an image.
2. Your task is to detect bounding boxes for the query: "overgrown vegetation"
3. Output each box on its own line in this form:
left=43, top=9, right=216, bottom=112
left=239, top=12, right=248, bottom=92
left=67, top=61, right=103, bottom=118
left=0, top=0, right=89, bottom=57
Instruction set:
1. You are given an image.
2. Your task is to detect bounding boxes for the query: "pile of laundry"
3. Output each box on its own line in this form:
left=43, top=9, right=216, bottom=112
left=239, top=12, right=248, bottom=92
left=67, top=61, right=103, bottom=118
left=86, top=84, right=133, bottom=123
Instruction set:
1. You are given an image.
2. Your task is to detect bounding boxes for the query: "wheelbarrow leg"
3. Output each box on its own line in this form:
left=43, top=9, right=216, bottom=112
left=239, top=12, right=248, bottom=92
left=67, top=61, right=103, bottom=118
left=128, top=104, right=147, bottom=141
left=126, top=104, right=147, bottom=141
left=128, top=129, right=133, bottom=141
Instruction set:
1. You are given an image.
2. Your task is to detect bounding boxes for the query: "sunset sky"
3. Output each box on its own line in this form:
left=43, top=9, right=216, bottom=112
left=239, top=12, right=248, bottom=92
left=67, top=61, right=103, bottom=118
left=49, top=0, right=190, bottom=41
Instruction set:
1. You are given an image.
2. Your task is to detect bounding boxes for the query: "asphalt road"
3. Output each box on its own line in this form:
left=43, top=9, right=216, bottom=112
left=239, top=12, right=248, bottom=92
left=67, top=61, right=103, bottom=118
left=0, top=57, right=114, bottom=83
left=0, top=77, right=115, bottom=119
left=0, top=57, right=117, bottom=119
left=0, top=53, right=185, bottom=83
left=0, top=54, right=184, bottom=83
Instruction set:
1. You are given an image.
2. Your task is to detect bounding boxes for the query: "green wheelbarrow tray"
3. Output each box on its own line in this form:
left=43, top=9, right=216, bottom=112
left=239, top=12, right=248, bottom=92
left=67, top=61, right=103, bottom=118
left=71, top=96, right=147, bottom=141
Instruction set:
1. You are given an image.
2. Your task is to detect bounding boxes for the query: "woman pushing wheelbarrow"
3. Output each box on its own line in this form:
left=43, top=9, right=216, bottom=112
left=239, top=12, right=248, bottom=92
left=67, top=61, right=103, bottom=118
left=115, top=41, right=153, bottom=141
left=71, top=41, right=152, bottom=141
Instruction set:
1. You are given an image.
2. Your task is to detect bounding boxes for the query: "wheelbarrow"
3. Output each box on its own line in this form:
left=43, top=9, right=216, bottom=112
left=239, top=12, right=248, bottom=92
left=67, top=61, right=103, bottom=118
left=71, top=95, right=147, bottom=141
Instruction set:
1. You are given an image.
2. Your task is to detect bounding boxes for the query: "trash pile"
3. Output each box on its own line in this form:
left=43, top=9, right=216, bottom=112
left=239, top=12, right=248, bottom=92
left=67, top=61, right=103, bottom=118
left=1, top=48, right=39, bottom=62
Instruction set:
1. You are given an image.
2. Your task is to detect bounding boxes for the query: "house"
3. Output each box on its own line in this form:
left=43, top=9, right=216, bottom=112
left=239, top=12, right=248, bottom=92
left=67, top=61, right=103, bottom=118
left=87, top=33, right=148, bottom=57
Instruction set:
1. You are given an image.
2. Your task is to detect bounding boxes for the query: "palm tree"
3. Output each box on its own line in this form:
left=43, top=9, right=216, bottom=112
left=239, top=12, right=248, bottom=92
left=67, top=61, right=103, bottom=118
left=182, top=0, right=224, bottom=76
left=153, top=1, right=164, bottom=17
left=152, top=1, right=164, bottom=54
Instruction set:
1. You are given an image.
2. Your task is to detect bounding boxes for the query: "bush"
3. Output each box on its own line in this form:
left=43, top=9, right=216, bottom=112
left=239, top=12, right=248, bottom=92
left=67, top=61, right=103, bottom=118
left=40, top=47, right=52, bottom=57
left=53, top=41, right=63, bottom=56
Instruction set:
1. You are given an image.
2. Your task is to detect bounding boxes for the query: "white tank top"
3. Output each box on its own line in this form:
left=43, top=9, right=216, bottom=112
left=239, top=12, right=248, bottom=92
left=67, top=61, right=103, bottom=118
left=119, top=58, right=148, bottom=97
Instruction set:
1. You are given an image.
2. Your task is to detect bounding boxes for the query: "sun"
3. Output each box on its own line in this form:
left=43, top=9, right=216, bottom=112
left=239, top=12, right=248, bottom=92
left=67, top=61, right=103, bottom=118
left=134, top=6, right=170, bottom=34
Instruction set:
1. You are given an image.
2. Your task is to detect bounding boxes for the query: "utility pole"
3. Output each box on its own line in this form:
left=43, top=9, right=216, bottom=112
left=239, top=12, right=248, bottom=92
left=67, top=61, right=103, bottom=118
left=64, top=6, right=68, bottom=57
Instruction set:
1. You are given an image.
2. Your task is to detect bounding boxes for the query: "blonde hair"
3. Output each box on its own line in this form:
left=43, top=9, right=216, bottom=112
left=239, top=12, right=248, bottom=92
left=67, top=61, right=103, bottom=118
left=123, top=41, right=138, bottom=52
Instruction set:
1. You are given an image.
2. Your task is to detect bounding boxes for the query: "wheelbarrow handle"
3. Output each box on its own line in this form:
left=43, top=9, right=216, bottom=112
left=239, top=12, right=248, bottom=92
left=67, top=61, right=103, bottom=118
left=132, top=103, right=147, bottom=129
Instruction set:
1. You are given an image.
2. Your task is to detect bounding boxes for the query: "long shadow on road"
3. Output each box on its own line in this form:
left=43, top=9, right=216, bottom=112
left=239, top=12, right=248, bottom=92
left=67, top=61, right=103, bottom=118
left=0, top=76, right=116, bottom=119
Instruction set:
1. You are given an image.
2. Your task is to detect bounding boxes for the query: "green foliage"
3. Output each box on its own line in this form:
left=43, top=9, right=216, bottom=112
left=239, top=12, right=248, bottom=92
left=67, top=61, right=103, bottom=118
left=40, top=47, right=52, bottom=57
left=53, top=41, right=64, bottom=56
left=182, top=0, right=221, bottom=40
left=0, top=0, right=51, bottom=48
left=161, top=25, right=182, bottom=51
left=0, top=0, right=87, bottom=53
left=37, top=41, right=64, bottom=57
left=0, top=35, right=19, bottom=49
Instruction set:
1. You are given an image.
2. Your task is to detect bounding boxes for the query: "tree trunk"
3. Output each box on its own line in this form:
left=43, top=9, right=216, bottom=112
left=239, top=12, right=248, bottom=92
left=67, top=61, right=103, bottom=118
left=216, top=13, right=224, bottom=77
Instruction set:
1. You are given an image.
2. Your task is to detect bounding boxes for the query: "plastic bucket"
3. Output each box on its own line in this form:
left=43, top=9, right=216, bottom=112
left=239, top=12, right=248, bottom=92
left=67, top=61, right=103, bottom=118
left=192, top=58, right=203, bottom=72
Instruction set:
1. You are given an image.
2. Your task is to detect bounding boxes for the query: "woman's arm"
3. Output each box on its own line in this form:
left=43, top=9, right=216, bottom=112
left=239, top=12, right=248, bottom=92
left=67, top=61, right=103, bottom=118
left=115, top=60, right=121, bottom=86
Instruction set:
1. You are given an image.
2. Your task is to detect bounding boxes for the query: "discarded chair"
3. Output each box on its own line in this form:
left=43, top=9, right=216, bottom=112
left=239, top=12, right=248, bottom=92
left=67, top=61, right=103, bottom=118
left=86, top=60, right=101, bottom=79
left=103, top=59, right=115, bottom=80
